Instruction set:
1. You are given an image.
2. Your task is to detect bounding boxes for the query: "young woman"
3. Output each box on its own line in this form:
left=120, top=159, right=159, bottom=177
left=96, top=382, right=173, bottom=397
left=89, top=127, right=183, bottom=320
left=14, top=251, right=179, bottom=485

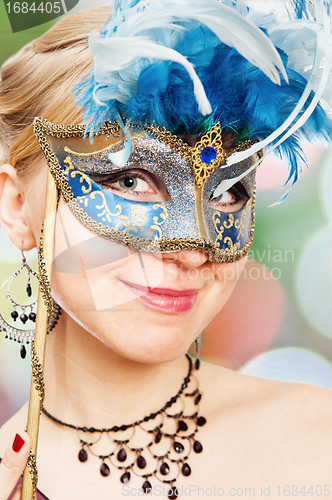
left=0, top=2, right=332, bottom=499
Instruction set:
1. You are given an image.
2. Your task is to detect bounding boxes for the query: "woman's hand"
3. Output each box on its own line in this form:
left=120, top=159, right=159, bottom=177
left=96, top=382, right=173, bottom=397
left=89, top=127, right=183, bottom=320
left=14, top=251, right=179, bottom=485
left=0, top=431, right=32, bottom=500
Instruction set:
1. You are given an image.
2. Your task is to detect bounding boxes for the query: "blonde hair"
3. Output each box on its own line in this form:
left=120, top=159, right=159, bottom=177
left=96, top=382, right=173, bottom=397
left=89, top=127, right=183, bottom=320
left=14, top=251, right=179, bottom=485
left=0, top=6, right=111, bottom=181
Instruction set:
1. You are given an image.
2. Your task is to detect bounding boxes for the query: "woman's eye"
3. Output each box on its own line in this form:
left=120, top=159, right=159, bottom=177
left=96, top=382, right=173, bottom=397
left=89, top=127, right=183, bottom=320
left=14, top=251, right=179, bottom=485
left=89, top=169, right=169, bottom=202
left=212, top=190, right=234, bottom=204
left=209, top=182, right=249, bottom=213
left=117, top=176, right=155, bottom=193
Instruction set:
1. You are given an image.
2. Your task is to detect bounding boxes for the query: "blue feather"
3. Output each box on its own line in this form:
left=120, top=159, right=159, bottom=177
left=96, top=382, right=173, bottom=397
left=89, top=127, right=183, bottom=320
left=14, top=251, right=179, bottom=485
left=73, top=0, right=332, bottom=192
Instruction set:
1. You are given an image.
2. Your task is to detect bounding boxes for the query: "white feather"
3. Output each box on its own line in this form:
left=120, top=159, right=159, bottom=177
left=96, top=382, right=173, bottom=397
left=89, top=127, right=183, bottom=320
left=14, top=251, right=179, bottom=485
left=240, top=0, right=287, bottom=14
left=114, top=0, right=288, bottom=83
left=90, top=0, right=288, bottom=116
left=212, top=155, right=263, bottom=198
left=226, top=0, right=332, bottom=167
left=108, top=110, right=133, bottom=168
left=90, top=35, right=212, bottom=115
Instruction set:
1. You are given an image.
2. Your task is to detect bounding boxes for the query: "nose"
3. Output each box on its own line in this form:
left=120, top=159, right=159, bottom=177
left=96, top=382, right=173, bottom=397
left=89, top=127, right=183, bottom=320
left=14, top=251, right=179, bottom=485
left=161, top=250, right=209, bottom=269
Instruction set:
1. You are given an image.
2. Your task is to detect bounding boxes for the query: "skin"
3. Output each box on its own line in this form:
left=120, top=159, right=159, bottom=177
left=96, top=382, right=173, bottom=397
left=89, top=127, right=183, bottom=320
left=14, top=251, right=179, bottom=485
left=0, top=158, right=332, bottom=499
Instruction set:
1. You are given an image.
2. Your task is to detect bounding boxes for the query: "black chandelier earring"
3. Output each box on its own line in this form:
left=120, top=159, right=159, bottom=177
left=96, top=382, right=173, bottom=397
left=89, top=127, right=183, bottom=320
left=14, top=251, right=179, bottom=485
left=0, top=249, right=61, bottom=359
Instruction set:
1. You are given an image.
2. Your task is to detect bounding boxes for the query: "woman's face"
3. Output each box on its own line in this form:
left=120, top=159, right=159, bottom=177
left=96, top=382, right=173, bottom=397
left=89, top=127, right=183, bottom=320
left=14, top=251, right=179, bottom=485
left=20, top=159, right=247, bottom=364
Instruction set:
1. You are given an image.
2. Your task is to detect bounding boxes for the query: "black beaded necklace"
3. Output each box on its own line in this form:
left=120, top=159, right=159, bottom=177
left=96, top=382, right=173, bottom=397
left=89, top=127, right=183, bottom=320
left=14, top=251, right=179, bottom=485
left=42, top=354, right=206, bottom=500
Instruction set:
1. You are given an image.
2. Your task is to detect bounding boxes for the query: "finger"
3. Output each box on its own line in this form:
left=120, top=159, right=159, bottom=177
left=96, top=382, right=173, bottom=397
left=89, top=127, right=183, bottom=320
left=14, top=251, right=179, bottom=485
left=11, top=485, right=37, bottom=500
left=0, top=431, right=31, bottom=500
left=11, top=485, right=21, bottom=500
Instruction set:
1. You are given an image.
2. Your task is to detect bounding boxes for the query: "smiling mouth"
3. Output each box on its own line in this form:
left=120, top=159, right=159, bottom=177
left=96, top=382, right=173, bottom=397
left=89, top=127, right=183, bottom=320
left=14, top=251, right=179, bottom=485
left=118, top=280, right=199, bottom=313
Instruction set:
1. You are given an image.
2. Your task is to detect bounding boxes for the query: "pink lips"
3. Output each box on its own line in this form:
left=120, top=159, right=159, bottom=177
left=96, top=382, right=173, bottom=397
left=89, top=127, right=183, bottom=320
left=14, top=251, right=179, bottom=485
left=119, top=280, right=198, bottom=313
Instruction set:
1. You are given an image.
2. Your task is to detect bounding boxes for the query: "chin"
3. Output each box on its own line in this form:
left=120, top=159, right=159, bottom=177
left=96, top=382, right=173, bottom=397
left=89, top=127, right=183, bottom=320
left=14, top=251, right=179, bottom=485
left=87, top=317, right=196, bottom=365
left=117, top=344, right=191, bottom=365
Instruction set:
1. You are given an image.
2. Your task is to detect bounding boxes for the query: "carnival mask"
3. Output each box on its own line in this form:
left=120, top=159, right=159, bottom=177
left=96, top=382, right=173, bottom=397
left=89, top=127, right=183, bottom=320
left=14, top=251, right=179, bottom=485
left=34, top=118, right=259, bottom=262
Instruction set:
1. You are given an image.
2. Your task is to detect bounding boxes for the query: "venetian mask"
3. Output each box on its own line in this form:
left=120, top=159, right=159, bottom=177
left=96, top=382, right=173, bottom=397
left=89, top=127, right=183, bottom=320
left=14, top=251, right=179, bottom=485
left=34, top=118, right=259, bottom=262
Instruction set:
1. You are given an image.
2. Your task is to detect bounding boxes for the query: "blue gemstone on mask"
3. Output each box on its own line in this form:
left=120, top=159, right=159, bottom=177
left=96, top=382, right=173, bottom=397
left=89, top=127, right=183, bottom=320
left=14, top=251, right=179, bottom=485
left=200, top=146, right=217, bottom=164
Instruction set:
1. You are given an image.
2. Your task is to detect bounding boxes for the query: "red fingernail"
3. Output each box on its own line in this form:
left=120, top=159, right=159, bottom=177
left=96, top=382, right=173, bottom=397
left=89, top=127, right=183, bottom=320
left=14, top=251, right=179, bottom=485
left=12, top=434, right=25, bottom=453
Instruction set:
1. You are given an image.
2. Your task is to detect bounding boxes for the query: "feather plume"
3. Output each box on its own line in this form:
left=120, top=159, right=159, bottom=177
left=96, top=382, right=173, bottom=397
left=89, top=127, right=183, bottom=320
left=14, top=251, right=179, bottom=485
left=75, top=0, right=287, bottom=125
left=73, top=0, right=332, bottom=194
left=90, top=34, right=212, bottom=115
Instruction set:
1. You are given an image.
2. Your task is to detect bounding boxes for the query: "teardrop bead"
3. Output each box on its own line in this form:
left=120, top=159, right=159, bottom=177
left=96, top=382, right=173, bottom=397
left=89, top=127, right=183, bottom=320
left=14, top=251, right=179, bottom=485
left=100, top=462, right=110, bottom=477
left=20, top=314, right=28, bottom=325
left=168, top=487, right=179, bottom=499
left=193, top=440, right=203, bottom=453
left=173, top=442, right=184, bottom=453
left=20, top=345, right=27, bottom=360
left=29, top=312, right=36, bottom=322
left=194, top=393, right=202, bottom=405
left=117, top=448, right=127, bottom=462
left=137, top=455, right=146, bottom=469
left=182, top=463, right=191, bottom=476
left=160, top=462, right=170, bottom=475
left=155, top=430, right=162, bottom=444
left=197, top=416, right=206, bottom=427
left=26, top=283, right=32, bottom=297
left=177, top=420, right=188, bottom=432
left=120, top=471, right=131, bottom=484
left=78, top=449, right=88, bottom=462
left=142, top=480, right=152, bottom=493
left=11, top=310, right=18, bottom=321
left=195, top=358, right=200, bottom=370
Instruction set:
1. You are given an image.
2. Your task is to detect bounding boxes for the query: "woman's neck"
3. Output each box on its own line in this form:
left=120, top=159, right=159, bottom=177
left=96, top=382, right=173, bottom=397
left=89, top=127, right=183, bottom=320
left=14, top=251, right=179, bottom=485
left=43, top=312, right=189, bottom=427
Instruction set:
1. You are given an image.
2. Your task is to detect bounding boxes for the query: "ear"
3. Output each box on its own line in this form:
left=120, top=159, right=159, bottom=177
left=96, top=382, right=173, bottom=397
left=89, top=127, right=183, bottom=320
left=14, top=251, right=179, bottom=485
left=0, top=164, right=35, bottom=251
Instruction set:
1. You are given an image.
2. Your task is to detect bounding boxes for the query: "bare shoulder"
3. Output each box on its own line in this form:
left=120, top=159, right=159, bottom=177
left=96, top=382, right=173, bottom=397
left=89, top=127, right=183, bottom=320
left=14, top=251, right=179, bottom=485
left=194, top=361, right=332, bottom=489
left=0, top=403, right=29, bottom=458
left=199, top=359, right=332, bottom=434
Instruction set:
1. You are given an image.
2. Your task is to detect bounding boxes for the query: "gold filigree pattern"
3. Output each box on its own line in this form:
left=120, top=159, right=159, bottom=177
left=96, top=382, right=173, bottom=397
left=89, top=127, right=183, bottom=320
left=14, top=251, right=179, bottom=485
left=235, top=198, right=252, bottom=240
left=38, top=226, right=53, bottom=317
left=140, top=123, right=262, bottom=167
left=152, top=204, right=168, bottom=226
left=223, top=236, right=241, bottom=253
left=26, top=451, right=38, bottom=495
left=70, top=169, right=92, bottom=195
left=212, top=188, right=256, bottom=256
left=89, top=191, right=130, bottom=229
left=131, top=205, right=147, bottom=224
left=223, top=214, right=234, bottom=230
left=31, top=340, right=45, bottom=414
left=63, top=157, right=75, bottom=175
left=191, top=122, right=225, bottom=189
left=212, top=212, right=235, bottom=248
left=149, top=225, right=163, bottom=238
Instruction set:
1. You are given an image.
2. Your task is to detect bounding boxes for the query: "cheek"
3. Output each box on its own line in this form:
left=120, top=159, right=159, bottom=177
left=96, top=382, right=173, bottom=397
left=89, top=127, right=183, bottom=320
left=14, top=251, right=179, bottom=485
left=214, top=257, right=247, bottom=283
left=187, top=257, right=248, bottom=333
left=211, top=256, right=247, bottom=306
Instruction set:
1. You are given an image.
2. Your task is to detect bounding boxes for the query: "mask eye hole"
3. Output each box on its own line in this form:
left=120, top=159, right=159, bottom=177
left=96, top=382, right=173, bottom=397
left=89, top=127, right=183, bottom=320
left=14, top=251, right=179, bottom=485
left=89, top=168, right=169, bottom=202
left=208, top=181, right=249, bottom=213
